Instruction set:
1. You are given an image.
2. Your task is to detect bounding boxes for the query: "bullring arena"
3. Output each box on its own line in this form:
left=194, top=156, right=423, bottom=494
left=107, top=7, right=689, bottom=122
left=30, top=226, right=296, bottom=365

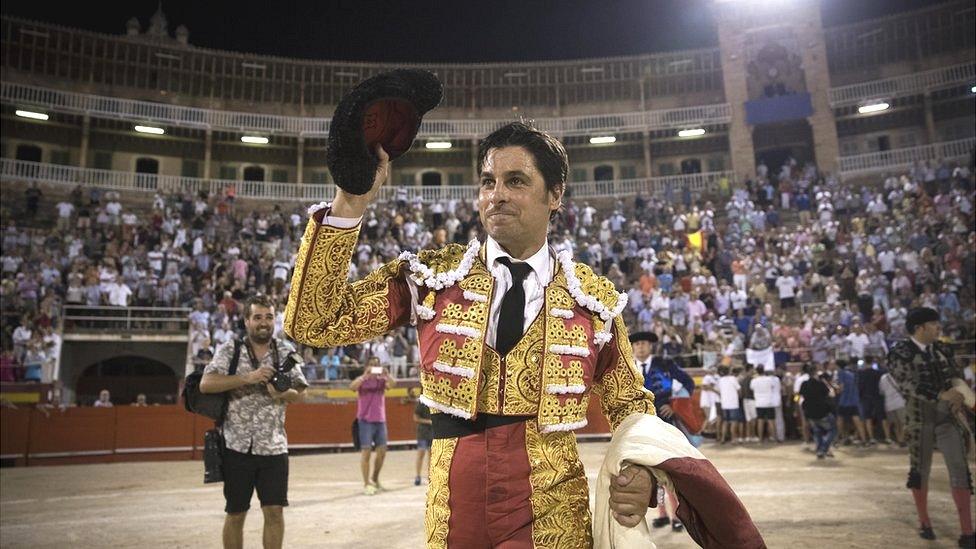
left=1, top=0, right=974, bottom=548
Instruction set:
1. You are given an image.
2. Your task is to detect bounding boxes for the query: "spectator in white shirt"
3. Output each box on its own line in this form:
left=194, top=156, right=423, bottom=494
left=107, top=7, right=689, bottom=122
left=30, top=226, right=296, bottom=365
left=718, top=367, right=743, bottom=444
left=750, top=367, right=782, bottom=443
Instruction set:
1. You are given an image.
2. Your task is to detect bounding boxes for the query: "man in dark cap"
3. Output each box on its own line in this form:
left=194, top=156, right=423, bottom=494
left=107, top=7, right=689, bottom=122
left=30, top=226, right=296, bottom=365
left=887, top=307, right=973, bottom=546
left=629, top=330, right=696, bottom=532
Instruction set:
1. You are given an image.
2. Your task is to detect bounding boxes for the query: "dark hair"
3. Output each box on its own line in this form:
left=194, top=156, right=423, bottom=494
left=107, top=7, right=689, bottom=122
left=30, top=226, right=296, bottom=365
left=243, top=293, right=274, bottom=318
left=477, top=122, right=568, bottom=218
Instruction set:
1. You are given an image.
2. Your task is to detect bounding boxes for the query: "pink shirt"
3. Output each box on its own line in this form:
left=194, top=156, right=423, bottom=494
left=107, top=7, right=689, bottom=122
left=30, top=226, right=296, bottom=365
left=356, top=377, right=387, bottom=422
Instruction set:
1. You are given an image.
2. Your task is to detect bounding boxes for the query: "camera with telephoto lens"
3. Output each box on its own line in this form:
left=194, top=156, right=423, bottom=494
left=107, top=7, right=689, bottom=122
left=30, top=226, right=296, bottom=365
left=270, top=352, right=303, bottom=393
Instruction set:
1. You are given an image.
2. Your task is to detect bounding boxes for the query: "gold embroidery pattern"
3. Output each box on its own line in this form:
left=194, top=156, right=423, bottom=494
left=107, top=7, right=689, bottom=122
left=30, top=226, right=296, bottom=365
left=525, top=420, right=592, bottom=548
left=477, top=349, right=502, bottom=413
left=285, top=223, right=398, bottom=347
left=598, top=319, right=655, bottom=430
left=574, top=263, right=621, bottom=313
left=538, top=275, right=594, bottom=429
left=425, top=437, right=458, bottom=549
left=425, top=284, right=491, bottom=417
left=501, top=315, right=546, bottom=415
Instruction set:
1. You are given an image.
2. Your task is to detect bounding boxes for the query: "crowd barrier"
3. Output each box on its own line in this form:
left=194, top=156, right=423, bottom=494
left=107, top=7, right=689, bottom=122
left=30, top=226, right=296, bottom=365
left=0, top=396, right=619, bottom=467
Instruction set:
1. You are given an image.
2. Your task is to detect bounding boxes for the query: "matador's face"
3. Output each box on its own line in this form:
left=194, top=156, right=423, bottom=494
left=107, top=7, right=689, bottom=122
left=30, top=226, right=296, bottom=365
left=478, top=146, right=561, bottom=253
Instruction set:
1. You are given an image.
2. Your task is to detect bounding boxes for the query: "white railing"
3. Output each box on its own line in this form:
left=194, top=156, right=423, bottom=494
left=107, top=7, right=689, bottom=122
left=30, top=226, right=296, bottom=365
left=838, top=137, right=975, bottom=175
left=0, top=82, right=731, bottom=138
left=0, top=158, right=731, bottom=202
left=828, top=63, right=975, bottom=107
left=61, top=305, right=191, bottom=334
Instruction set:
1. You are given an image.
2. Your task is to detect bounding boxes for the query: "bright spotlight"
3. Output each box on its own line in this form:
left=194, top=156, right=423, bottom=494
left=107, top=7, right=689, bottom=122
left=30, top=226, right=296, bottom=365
left=134, top=125, right=165, bottom=135
left=678, top=128, right=706, bottom=138
left=858, top=103, right=890, bottom=114
left=589, top=136, right=616, bottom=144
left=426, top=141, right=453, bottom=149
left=241, top=136, right=269, bottom=144
left=15, top=110, right=49, bottom=120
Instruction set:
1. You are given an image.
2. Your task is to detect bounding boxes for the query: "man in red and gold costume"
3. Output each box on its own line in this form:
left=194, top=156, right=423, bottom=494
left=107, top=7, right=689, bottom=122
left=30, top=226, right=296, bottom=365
left=286, top=74, right=763, bottom=548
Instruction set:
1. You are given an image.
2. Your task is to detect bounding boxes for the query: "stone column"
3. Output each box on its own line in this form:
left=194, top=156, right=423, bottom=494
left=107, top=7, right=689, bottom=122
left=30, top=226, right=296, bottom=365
left=794, top=1, right=840, bottom=175
left=715, top=23, right=756, bottom=181
left=642, top=130, right=653, bottom=178
left=296, top=136, right=305, bottom=184
left=923, top=92, right=938, bottom=143
left=79, top=114, right=91, bottom=168
left=203, top=129, right=213, bottom=179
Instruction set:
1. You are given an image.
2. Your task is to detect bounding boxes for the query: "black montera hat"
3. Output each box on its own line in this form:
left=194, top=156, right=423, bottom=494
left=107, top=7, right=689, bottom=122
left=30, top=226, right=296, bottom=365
left=326, top=69, right=443, bottom=195
left=905, top=307, right=939, bottom=334
left=628, top=331, right=658, bottom=344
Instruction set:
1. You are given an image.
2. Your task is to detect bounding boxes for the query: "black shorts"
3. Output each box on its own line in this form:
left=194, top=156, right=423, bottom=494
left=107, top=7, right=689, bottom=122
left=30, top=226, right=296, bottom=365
left=838, top=405, right=860, bottom=419
left=780, top=297, right=796, bottom=309
left=223, top=449, right=289, bottom=513
left=859, top=397, right=885, bottom=421
left=756, top=407, right=776, bottom=420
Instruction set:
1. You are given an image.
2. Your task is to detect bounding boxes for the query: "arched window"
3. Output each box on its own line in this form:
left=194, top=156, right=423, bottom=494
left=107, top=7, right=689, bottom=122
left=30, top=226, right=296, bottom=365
left=421, top=171, right=442, bottom=186
left=243, top=165, right=265, bottom=181
left=594, top=165, right=614, bottom=181
left=135, top=157, right=159, bottom=174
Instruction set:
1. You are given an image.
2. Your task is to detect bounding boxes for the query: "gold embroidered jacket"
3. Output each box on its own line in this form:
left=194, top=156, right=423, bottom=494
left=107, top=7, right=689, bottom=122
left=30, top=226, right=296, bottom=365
left=285, top=218, right=654, bottom=432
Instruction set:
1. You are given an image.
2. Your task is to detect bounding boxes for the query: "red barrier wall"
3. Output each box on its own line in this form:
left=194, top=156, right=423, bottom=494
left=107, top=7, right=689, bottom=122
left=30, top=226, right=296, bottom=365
left=0, top=397, right=619, bottom=466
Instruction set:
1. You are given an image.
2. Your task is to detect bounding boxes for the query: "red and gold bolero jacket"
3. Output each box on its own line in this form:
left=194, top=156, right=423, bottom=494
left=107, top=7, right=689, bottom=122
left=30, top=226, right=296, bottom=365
left=284, top=215, right=654, bottom=432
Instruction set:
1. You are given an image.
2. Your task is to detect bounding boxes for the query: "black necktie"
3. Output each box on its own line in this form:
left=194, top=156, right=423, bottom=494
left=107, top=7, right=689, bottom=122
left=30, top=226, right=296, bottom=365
left=496, top=257, right=533, bottom=357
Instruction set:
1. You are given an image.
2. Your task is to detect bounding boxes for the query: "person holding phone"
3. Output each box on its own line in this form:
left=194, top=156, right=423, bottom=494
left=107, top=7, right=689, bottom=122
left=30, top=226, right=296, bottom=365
left=350, top=355, right=395, bottom=495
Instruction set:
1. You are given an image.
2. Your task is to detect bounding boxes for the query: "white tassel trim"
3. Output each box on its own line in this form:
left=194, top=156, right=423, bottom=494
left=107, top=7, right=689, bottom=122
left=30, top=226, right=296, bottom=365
left=307, top=201, right=330, bottom=218
left=546, top=384, right=587, bottom=394
left=435, top=323, right=482, bottom=339
left=549, top=307, right=574, bottom=319
left=540, top=419, right=588, bottom=433
left=432, top=361, right=475, bottom=379
left=419, top=395, right=473, bottom=420
left=415, top=305, right=436, bottom=320
left=549, top=344, right=590, bottom=357
left=462, top=290, right=487, bottom=303
left=556, top=250, right=628, bottom=322
left=398, top=239, right=481, bottom=291
left=593, top=330, right=613, bottom=346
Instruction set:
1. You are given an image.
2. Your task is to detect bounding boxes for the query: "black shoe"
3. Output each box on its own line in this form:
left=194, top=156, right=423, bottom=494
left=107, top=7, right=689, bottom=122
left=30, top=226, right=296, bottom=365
left=919, top=526, right=936, bottom=540
left=651, top=517, right=670, bottom=528
left=672, top=520, right=684, bottom=532
left=816, top=453, right=825, bottom=460
left=958, top=532, right=975, bottom=547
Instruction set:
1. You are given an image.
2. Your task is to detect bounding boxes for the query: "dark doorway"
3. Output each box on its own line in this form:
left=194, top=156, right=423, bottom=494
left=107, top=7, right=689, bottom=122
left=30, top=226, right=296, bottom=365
left=594, top=165, right=614, bottom=181
left=756, top=148, right=793, bottom=178
left=15, top=144, right=42, bottom=162
left=135, top=157, right=159, bottom=174
left=421, top=171, right=442, bottom=186
left=243, top=165, right=265, bottom=181
left=680, top=158, right=702, bottom=174
left=75, top=356, right=179, bottom=406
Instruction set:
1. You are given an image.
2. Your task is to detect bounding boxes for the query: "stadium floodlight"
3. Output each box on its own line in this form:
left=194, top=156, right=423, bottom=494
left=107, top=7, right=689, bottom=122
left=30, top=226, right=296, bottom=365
left=426, top=141, right=452, bottom=149
left=15, top=109, right=49, bottom=120
left=134, top=125, right=165, bottom=135
left=858, top=102, right=890, bottom=114
left=589, top=136, right=616, bottom=144
left=678, top=128, right=706, bottom=138
left=971, top=85, right=976, bottom=93
left=241, top=135, right=269, bottom=144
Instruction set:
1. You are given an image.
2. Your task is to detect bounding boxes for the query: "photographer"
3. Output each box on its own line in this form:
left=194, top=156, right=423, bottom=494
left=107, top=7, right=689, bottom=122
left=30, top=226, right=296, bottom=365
left=350, top=356, right=395, bottom=495
left=200, top=294, right=307, bottom=549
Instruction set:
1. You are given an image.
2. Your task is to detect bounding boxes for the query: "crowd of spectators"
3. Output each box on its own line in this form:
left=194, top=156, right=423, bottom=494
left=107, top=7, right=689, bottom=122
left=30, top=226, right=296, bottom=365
left=1, top=156, right=974, bottom=411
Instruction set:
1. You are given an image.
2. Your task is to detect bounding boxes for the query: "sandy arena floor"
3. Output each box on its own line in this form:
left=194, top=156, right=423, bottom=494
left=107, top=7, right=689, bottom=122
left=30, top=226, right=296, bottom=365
left=1, top=439, right=972, bottom=548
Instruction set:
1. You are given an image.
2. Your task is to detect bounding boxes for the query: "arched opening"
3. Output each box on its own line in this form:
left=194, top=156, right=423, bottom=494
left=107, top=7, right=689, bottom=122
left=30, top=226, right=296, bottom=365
left=594, top=165, right=614, bottom=181
left=421, top=171, right=442, bottom=186
left=243, top=165, right=265, bottom=182
left=75, top=355, right=179, bottom=406
left=15, top=144, right=42, bottom=162
left=135, top=157, right=160, bottom=174
left=680, top=158, right=702, bottom=174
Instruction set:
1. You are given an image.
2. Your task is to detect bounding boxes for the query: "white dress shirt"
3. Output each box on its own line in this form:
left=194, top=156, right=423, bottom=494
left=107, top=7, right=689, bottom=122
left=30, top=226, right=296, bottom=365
left=483, top=236, right=553, bottom=349
left=322, top=211, right=554, bottom=348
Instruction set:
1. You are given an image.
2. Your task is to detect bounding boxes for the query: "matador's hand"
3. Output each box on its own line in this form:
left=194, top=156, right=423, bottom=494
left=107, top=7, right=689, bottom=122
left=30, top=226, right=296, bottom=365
left=610, top=465, right=657, bottom=528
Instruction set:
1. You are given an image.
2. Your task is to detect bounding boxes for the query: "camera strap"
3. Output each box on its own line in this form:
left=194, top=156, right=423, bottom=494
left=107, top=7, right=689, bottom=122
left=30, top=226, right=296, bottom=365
left=243, top=337, right=280, bottom=371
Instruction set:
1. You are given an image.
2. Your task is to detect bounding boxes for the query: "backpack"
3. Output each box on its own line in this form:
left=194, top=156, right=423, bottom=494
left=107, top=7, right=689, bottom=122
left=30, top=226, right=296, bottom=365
left=183, top=340, right=242, bottom=422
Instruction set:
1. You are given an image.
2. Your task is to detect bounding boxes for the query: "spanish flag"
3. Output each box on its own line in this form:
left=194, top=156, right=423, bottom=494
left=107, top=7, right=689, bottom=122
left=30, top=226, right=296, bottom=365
left=687, top=230, right=705, bottom=251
